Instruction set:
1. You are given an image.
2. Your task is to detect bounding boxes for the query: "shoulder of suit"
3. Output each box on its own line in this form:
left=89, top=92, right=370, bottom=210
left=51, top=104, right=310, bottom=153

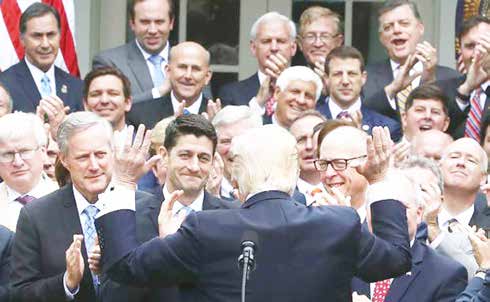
left=220, top=73, right=258, bottom=90
left=421, top=241, right=467, bottom=273
left=95, top=41, right=135, bottom=59
left=362, top=106, right=398, bottom=123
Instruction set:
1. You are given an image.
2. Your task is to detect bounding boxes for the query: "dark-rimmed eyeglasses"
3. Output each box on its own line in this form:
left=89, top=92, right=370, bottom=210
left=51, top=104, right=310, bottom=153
left=314, top=155, right=367, bottom=171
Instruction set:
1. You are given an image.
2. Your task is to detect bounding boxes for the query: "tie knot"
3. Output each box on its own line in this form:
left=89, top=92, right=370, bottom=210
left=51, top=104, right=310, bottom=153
left=15, top=195, right=35, bottom=205
left=177, top=206, right=194, bottom=216
left=148, top=55, right=164, bottom=66
left=84, top=205, right=99, bottom=219
left=41, top=74, right=50, bottom=84
left=336, top=110, right=351, bottom=120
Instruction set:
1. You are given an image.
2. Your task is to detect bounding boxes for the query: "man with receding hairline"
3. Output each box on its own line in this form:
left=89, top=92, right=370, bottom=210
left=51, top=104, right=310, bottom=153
left=412, top=129, right=453, bottom=161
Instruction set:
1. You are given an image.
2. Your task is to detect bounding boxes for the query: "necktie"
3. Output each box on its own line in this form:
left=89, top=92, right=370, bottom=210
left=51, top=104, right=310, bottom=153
left=372, top=279, right=392, bottom=302
left=336, top=110, right=351, bottom=120
left=265, top=79, right=277, bottom=117
left=446, top=218, right=459, bottom=233
left=83, top=205, right=100, bottom=289
left=177, top=206, right=194, bottom=216
left=396, top=84, right=412, bottom=114
left=464, top=88, right=483, bottom=141
left=40, top=74, right=51, bottom=97
left=148, top=55, right=165, bottom=88
left=15, top=195, right=35, bottom=205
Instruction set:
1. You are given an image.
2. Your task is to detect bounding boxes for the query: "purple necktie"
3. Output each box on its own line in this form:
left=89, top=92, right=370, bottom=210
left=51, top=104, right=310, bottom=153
left=15, top=195, right=35, bottom=205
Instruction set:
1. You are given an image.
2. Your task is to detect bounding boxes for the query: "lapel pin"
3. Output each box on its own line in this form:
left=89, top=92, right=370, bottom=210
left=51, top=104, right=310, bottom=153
left=61, top=84, right=68, bottom=94
left=406, top=271, right=412, bottom=276
left=362, top=124, right=370, bottom=131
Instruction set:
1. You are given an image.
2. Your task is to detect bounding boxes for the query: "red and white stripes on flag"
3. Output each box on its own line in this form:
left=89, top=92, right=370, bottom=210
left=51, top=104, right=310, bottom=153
left=0, top=0, right=79, bottom=76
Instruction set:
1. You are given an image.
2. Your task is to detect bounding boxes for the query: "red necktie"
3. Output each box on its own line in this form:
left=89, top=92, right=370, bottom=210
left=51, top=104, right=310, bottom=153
left=465, top=88, right=483, bottom=141
left=372, top=279, right=392, bottom=302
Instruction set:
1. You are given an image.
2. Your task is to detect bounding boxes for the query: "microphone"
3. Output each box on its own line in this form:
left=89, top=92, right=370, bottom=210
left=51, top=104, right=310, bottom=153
left=238, top=231, right=258, bottom=302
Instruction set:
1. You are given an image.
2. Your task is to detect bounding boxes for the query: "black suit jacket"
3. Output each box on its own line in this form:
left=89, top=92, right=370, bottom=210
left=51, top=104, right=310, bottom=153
left=0, top=59, right=83, bottom=113
left=0, top=226, right=13, bottom=302
left=352, top=240, right=467, bottom=302
left=100, top=191, right=239, bottom=302
left=217, top=73, right=260, bottom=106
left=470, top=193, right=490, bottom=236
left=96, top=190, right=411, bottom=302
left=362, top=59, right=460, bottom=122
left=10, top=185, right=156, bottom=302
left=126, top=93, right=209, bottom=129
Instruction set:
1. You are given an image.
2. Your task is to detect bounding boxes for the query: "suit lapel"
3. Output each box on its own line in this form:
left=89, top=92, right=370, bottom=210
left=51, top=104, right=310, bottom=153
left=317, top=98, right=333, bottom=119
left=127, top=41, right=153, bottom=92
left=17, top=60, right=42, bottom=111
left=203, top=191, right=220, bottom=210
left=386, top=241, right=424, bottom=301
left=198, top=97, right=209, bottom=114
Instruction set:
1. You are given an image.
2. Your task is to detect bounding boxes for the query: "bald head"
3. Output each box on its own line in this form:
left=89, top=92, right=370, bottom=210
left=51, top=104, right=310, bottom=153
left=320, top=126, right=367, bottom=159
left=412, top=129, right=453, bottom=161
left=442, top=138, right=488, bottom=173
left=166, top=41, right=212, bottom=104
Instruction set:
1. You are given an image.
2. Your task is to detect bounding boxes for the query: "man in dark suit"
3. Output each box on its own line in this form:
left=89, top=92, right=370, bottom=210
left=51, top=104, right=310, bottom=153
left=317, top=46, right=402, bottom=142
left=126, top=42, right=213, bottom=129
left=362, top=0, right=459, bottom=123
left=217, top=12, right=297, bottom=111
left=10, top=112, right=159, bottom=302
left=352, top=159, right=468, bottom=302
left=94, top=117, right=412, bottom=301
left=99, top=114, right=239, bottom=302
left=0, top=225, right=13, bottom=302
left=0, top=3, right=82, bottom=114
left=92, top=0, right=175, bottom=103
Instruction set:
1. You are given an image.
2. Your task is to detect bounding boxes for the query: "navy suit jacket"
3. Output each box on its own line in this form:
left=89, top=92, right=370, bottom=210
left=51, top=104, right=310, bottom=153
left=96, top=190, right=411, bottom=302
left=99, top=191, right=239, bottom=302
left=217, top=73, right=260, bottom=106
left=352, top=240, right=467, bottom=302
left=362, top=59, right=460, bottom=122
left=457, top=273, right=490, bottom=302
left=0, top=59, right=83, bottom=113
left=317, top=98, right=403, bottom=142
left=126, top=93, right=209, bottom=129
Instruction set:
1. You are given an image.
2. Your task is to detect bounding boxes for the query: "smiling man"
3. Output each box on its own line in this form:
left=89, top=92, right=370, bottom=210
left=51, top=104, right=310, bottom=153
left=93, top=0, right=175, bottom=103
left=0, top=2, right=83, bottom=113
left=127, top=41, right=212, bottom=129
left=362, top=0, right=459, bottom=122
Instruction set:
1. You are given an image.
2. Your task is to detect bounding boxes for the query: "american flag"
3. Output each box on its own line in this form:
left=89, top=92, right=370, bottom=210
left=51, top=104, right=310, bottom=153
left=0, top=0, right=79, bottom=76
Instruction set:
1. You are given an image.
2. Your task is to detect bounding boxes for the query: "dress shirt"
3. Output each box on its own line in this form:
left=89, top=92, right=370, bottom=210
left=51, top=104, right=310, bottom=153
left=357, top=203, right=367, bottom=224
left=162, top=185, right=204, bottom=216
left=135, top=40, right=170, bottom=99
left=0, top=173, right=56, bottom=231
left=455, top=81, right=490, bottom=111
left=248, top=70, right=272, bottom=116
left=220, top=177, right=234, bottom=199
left=386, top=60, right=423, bottom=110
left=328, top=97, right=362, bottom=119
left=25, top=57, right=56, bottom=97
left=430, top=205, right=475, bottom=249
left=170, top=91, right=203, bottom=115
left=296, top=178, right=323, bottom=206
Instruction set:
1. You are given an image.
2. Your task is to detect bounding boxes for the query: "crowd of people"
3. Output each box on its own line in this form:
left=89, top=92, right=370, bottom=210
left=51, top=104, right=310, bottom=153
left=0, top=0, right=489, bottom=301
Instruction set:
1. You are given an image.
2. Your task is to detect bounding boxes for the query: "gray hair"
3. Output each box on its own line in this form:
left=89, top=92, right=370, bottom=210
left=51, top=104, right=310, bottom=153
left=399, top=156, right=444, bottom=194
left=230, top=124, right=299, bottom=197
left=212, top=105, right=263, bottom=130
left=276, top=66, right=323, bottom=101
left=0, top=83, right=13, bottom=115
left=0, top=112, right=47, bottom=147
left=250, top=11, right=296, bottom=41
left=57, top=111, right=113, bottom=155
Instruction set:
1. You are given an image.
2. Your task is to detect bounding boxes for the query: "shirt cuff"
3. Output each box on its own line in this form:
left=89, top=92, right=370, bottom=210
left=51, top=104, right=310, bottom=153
left=63, top=272, right=79, bottom=300
left=96, top=185, right=136, bottom=219
left=152, top=87, right=161, bottom=99
left=248, top=97, right=266, bottom=116
left=456, top=97, right=470, bottom=111
left=386, top=92, right=396, bottom=111
left=430, top=232, right=446, bottom=249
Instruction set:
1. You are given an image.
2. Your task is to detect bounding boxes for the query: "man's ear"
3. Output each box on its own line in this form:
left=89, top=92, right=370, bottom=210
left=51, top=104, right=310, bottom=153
left=159, top=146, right=169, bottom=167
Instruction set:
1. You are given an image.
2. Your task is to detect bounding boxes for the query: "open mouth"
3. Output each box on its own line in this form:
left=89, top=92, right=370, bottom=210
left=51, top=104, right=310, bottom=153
left=392, top=38, right=407, bottom=48
left=419, top=124, right=432, bottom=131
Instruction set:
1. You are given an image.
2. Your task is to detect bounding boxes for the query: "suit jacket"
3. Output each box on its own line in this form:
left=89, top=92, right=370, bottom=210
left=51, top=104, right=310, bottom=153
left=100, top=191, right=239, bottom=302
left=0, top=226, right=13, bottom=302
left=362, top=59, right=460, bottom=122
left=0, top=59, right=83, bottom=113
left=457, top=273, right=490, bottom=302
left=96, top=190, right=411, bottom=302
left=10, top=185, right=156, bottom=302
left=217, top=73, right=260, bottom=106
left=352, top=240, right=468, bottom=302
left=317, top=98, right=403, bottom=142
left=126, top=93, right=209, bottom=129
left=470, top=193, right=490, bottom=235
left=437, top=232, right=478, bottom=279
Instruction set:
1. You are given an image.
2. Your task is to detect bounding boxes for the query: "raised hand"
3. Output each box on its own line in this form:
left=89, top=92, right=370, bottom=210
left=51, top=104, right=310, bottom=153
left=206, top=152, right=224, bottom=197
left=255, top=76, right=275, bottom=107
left=36, top=95, right=70, bottom=140
left=391, top=140, right=411, bottom=167
left=88, top=236, right=101, bottom=275
left=356, top=127, right=393, bottom=184
left=264, top=53, right=289, bottom=79
left=385, top=54, right=420, bottom=98
left=415, top=41, right=437, bottom=82
left=468, top=230, right=490, bottom=269
left=312, top=186, right=351, bottom=207
left=203, top=98, right=222, bottom=121
left=65, top=234, right=84, bottom=291
left=158, top=190, right=186, bottom=237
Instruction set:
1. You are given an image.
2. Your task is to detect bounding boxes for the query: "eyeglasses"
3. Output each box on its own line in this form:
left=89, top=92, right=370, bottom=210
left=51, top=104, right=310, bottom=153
left=302, top=33, right=339, bottom=44
left=314, top=155, right=367, bottom=172
left=0, top=146, right=40, bottom=163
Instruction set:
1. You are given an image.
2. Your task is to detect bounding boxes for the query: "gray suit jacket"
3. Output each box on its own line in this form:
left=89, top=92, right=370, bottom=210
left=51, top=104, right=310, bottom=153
left=437, top=232, right=478, bottom=280
left=92, top=40, right=155, bottom=104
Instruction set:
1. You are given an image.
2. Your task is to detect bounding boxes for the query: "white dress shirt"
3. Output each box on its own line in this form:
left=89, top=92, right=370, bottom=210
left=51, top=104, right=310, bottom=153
left=220, top=177, right=235, bottom=199
left=162, top=185, right=204, bottom=216
left=328, top=97, right=362, bottom=119
left=296, top=178, right=323, bottom=206
left=170, top=91, right=203, bottom=115
left=25, top=57, right=56, bottom=97
left=455, top=81, right=490, bottom=111
left=386, top=60, right=423, bottom=110
left=430, top=204, right=475, bottom=249
left=135, top=40, right=170, bottom=99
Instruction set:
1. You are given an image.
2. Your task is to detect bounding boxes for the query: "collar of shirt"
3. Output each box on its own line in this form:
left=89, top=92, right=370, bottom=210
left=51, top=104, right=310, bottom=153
left=328, top=96, right=362, bottom=119
left=220, top=177, right=234, bottom=199
left=135, top=39, right=169, bottom=63
left=113, top=124, right=129, bottom=147
left=437, top=204, right=475, bottom=230
left=170, top=91, right=203, bottom=115
left=472, top=80, right=490, bottom=108
left=72, top=185, right=103, bottom=216
left=390, top=59, right=423, bottom=88
left=257, top=70, right=267, bottom=85
left=162, top=185, right=204, bottom=216
left=296, top=178, right=322, bottom=206
left=25, top=57, right=56, bottom=96
left=357, top=203, right=367, bottom=224
left=6, top=173, right=54, bottom=203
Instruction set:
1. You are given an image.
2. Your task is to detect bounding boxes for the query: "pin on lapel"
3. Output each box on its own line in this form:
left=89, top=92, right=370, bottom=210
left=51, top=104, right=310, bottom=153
left=61, top=84, right=68, bottom=94
left=362, top=124, right=370, bottom=131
